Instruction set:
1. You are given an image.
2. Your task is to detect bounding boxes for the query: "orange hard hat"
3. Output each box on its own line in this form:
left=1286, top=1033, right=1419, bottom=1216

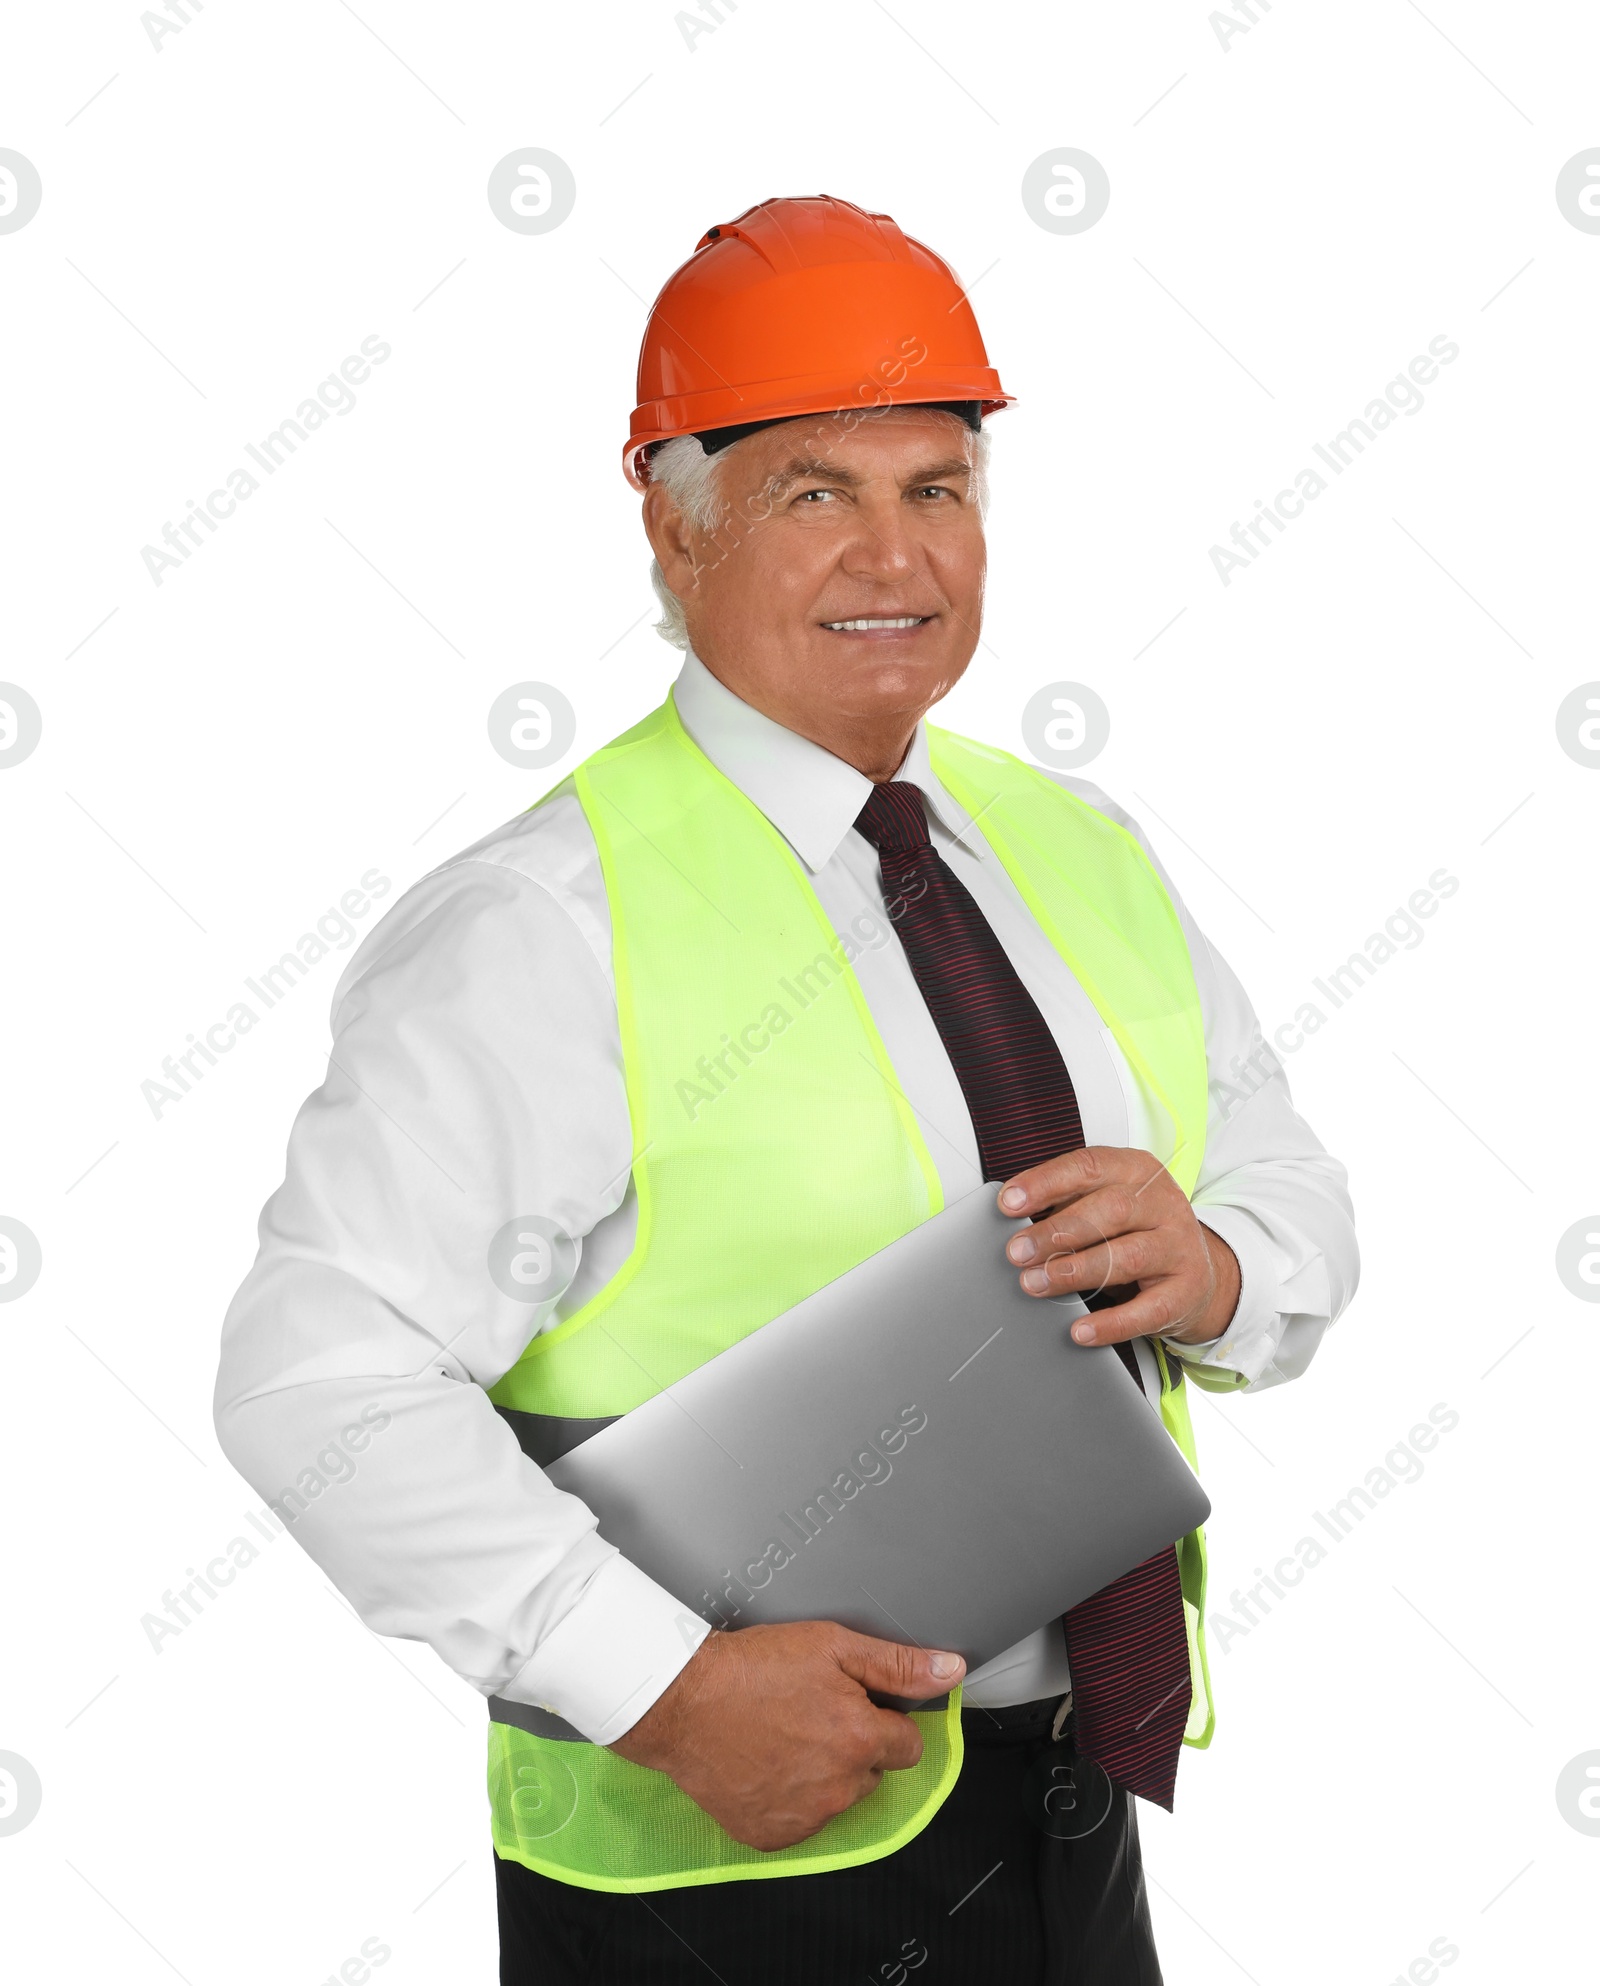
left=623, top=193, right=1013, bottom=489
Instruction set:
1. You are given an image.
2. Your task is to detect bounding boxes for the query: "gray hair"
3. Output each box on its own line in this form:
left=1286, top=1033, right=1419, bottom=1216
left=646, top=406, right=994, bottom=649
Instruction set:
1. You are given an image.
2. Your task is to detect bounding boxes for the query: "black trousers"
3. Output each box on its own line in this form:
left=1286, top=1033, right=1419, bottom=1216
left=495, top=1699, right=1163, bottom=1986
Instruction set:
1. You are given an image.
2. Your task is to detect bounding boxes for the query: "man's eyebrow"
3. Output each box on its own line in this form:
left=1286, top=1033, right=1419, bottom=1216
left=902, top=457, right=975, bottom=485
left=767, top=454, right=861, bottom=496
left=764, top=453, right=976, bottom=499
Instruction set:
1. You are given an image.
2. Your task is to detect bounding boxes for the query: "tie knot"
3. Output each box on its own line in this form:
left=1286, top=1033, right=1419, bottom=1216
left=854, top=781, right=931, bottom=855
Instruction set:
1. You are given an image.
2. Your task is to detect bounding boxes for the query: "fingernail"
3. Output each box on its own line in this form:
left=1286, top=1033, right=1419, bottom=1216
left=1006, top=1235, right=1035, bottom=1263
left=1022, top=1268, right=1049, bottom=1294
left=1000, top=1186, right=1025, bottom=1210
left=930, top=1652, right=964, bottom=1680
left=1073, top=1321, right=1095, bottom=1344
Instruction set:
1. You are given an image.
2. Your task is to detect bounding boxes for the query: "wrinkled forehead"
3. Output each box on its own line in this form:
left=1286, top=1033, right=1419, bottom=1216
left=725, top=405, right=983, bottom=490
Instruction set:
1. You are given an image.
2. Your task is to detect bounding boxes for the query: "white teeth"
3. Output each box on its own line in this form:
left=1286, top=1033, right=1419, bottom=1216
left=823, top=616, right=927, bottom=631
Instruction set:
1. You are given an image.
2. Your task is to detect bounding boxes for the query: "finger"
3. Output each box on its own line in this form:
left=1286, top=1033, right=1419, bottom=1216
left=1018, top=1221, right=1189, bottom=1298
left=997, top=1146, right=1170, bottom=1219
left=1004, top=1186, right=1169, bottom=1271
left=1067, top=1280, right=1197, bottom=1346
left=997, top=1145, right=1120, bottom=1217
left=831, top=1627, right=965, bottom=1703
left=1015, top=1236, right=1169, bottom=1303
left=1015, top=1235, right=1115, bottom=1298
left=863, top=1706, right=928, bottom=1776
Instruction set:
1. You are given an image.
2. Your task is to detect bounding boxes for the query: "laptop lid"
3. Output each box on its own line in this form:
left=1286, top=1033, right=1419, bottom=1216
left=545, top=1185, right=1210, bottom=1697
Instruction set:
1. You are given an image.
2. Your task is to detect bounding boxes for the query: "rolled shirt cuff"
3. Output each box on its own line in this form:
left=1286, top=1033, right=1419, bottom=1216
left=495, top=1539, right=711, bottom=1745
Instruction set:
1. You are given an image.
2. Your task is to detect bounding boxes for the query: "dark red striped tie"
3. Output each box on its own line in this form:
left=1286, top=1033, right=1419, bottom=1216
left=854, top=780, right=1191, bottom=1809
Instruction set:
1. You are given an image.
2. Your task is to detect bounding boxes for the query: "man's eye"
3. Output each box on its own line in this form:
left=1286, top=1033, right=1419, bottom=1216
left=795, top=487, right=836, bottom=504
left=914, top=485, right=954, bottom=501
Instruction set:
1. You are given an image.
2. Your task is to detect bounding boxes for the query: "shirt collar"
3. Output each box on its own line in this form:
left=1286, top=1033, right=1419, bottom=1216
left=670, top=648, right=975, bottom=873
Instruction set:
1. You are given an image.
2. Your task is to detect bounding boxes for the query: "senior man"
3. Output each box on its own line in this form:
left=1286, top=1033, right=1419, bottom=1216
left=216, top=195, right=1357, bottom=1985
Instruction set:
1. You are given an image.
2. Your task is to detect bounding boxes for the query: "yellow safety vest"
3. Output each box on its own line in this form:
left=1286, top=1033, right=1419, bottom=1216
left=487, top=693, right=1215, bottom=1893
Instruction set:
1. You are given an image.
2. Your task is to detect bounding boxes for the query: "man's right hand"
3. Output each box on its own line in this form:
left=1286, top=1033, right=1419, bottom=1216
left=607, top=1621, right=965, bottom=1852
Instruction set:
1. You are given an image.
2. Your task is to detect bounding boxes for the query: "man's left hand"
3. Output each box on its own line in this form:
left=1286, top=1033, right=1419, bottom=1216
left=998, top=1145, right=1240, bottom=1348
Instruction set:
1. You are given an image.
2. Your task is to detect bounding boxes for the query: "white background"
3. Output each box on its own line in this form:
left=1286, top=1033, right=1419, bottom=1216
left=3, top=2, right=1597, bottom=1980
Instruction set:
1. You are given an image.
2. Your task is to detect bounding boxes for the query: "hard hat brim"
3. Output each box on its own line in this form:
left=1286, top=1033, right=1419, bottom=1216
left=624, top=382, right=1013, bottom=490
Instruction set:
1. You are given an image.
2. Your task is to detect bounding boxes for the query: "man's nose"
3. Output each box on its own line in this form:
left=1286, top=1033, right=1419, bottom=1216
left=838, top=498, right=922, bottom=583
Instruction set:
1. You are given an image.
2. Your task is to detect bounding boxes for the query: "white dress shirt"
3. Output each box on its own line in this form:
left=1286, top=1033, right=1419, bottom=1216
left=214, top=650, right=1357, bottom=1738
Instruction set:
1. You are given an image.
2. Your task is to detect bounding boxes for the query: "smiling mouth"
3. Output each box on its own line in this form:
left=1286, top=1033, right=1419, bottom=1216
left=820, top=615, right=935, bottom=632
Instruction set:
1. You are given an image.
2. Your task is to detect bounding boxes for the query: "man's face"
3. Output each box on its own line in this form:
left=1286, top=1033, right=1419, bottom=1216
left=644, top=407, right=987, bottom=755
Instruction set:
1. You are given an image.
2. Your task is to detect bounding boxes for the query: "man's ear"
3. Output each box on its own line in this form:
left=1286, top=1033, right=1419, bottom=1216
left=642, top=483, right=701, bottom=606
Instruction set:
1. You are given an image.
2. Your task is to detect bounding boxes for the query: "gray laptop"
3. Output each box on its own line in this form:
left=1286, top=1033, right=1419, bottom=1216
left=529, top=1186, right=1208, bottom=1718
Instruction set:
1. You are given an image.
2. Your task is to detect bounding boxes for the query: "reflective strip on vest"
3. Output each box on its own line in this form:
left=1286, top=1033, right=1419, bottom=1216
left=487, top=695, right=1214, bottom=1889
